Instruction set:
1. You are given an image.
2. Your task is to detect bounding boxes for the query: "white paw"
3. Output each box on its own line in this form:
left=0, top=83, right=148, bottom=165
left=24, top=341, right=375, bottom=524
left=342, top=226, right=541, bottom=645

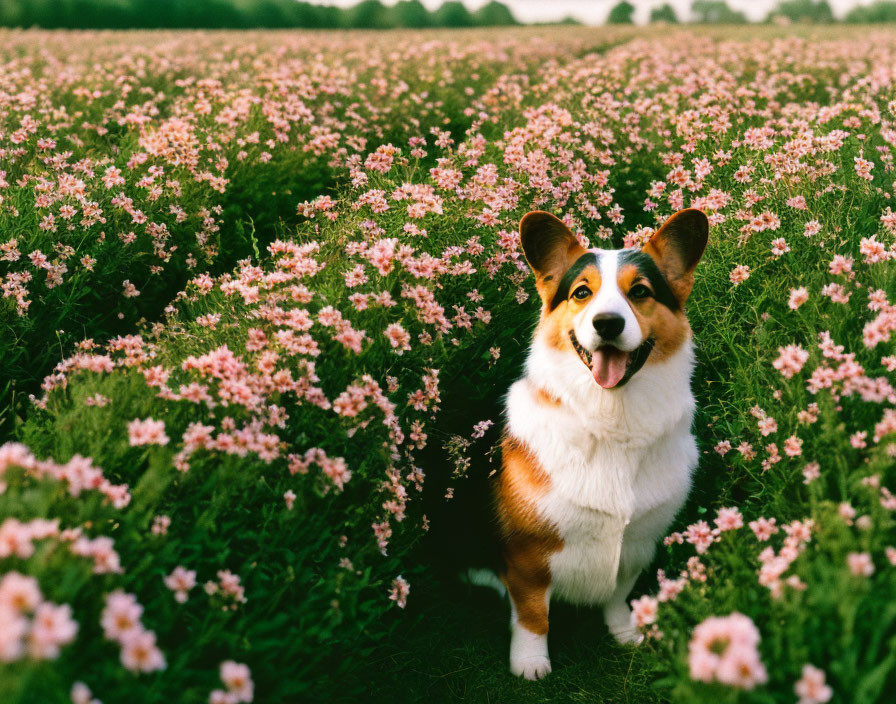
left=510, top=655, right=552, bottom=681
left=609, top=624, right=644, bottom=646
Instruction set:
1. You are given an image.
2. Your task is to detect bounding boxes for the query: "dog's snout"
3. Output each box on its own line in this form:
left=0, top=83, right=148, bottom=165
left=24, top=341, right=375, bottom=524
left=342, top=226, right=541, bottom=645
left=592, top=313, right=625, bottom=340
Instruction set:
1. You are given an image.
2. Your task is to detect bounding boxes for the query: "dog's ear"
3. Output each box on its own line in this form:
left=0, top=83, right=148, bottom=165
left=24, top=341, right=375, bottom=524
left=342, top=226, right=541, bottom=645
left=642, top=208, right=708, bottom=304
left=519, top=211, right=587, bottom=306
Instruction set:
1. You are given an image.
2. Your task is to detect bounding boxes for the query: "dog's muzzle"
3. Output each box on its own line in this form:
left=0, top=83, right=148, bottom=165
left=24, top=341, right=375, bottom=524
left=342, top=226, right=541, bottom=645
left=569, top=330, right=654, bottom=388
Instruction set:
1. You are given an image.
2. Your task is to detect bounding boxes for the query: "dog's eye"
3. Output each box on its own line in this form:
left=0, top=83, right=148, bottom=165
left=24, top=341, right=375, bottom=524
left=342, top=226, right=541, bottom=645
left=629, top=284, right=652, bottom=300
left=572, top=286, right=591, bottom=301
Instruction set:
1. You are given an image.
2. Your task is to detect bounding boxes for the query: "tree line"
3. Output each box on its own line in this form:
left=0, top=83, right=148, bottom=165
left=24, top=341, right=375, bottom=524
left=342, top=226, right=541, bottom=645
left=0, top=0, right=518, bottom=30
left=3, top=0, right=896, bottom=32
left=613, top=0, right=896, bottom=25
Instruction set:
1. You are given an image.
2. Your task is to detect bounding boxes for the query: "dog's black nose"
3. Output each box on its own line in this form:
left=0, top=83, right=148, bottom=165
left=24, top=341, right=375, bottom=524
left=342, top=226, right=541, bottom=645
left=593, top=313, right=625, bottom=340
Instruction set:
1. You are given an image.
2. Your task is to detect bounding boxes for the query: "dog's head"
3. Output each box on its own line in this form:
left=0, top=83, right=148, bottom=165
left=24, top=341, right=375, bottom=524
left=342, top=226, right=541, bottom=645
left=519, top=209, right=708, bottom=389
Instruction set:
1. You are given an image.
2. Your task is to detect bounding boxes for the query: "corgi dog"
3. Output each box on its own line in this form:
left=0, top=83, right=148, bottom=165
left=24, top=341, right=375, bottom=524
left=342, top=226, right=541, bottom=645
left=494, top=208, right=708, bottom=680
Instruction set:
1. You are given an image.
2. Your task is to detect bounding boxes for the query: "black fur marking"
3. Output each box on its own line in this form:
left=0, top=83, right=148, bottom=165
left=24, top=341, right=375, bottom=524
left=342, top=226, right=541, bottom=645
left=618, top=337, right=654, bottom=386
left=616, top=250, right=679, bottom=311
left=549, top=252, right=600, bottom=311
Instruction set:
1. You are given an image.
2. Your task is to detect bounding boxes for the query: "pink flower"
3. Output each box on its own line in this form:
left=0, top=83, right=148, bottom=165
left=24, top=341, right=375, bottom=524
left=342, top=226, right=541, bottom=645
left=657, top=572, right=686, bottom=602
left=684, top=520, right=715, bottom=554
left=321, top=455, right=351, bottom=491
left=28, top=602, right=78, bottom=659
left=152, top=515, right=171, bottom=536
left=101, top=590, right=143, bottom=642
left=216, top=570, right=247, bottom=606
left=472, top=420, right=494, bottom=439
left=789, top=287, right=809, bottom=309
left=688, top=613, right=767, bottom=690
left=284, top=489, right=296, bottom=510
left=714, top=507, right=743, bottom=532
left=164, top=567, right=197, bottom=604
left=630, top=595, right=658, bottom=628
left=0, top=518, right=36, bottom=559
left=859, top=237, right=888, bottom=264
left=847, top=552, right=874, bottom=577
left=209, top=692, right=236, bottom=704
left=854, top=156, right=874, bottom=181
left=821, top=282, right=851, bottom=304
left=748, top=517, right=778, bottom=541
left=0, top=606, right=27, bottom=661
left=828, top=255, right=854, bottom=277
left=127, top=417, right=170, bottom=447
left=120, top=629, right=166, bottom=672
left=0, top=572, right=42, bottom=612
left=70, top=682, right=100, bottom=704
left=773, top=344, right=809, bottom=379
left=770, top=238, right=790, bottom=256
left=798, top=403, right=820, bottom=424
left=219, top=660, right=254, bottom=703
left=795, top=664, right=833, bottom=704
left=886, top=547, right=896, bottom=566
left=802, top=461, right=821, bottom=484
left=729, top=265, right=751, bottom=285
left=758, top=416, right=778, bottom=436
left=784, top=435, right=803, bottom=457
left=738, top=442, right=756, bottom=460
left=389, top=575, right=410, bottom=608
left=384, top=323, right=411, bottom=354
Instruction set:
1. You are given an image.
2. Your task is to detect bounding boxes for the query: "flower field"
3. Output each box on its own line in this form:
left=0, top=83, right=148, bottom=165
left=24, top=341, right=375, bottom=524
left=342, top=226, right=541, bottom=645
left=1, top=24, right=895, bottom=704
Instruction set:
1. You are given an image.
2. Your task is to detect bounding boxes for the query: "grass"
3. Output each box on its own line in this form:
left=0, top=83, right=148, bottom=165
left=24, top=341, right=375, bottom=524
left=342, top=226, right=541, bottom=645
left=357, top=572, right=659, bottom=704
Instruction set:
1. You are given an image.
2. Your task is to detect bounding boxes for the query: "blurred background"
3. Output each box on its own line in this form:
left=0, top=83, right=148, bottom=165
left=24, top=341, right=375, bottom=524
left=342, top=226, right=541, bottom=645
left=3, top=0, right=896, bottom=30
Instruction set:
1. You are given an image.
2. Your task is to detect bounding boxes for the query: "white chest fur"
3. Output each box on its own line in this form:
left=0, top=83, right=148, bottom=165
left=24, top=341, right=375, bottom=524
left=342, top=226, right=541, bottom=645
left=504, top=337, right=698, bottom=605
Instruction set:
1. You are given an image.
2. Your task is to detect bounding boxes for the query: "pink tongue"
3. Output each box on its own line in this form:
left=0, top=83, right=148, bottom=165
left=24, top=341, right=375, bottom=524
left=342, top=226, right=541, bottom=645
left=591, top=347, right=629, bottom=388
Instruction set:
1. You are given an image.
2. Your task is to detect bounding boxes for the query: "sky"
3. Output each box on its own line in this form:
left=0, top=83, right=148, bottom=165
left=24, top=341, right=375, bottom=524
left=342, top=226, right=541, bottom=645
left=307, top=0, right=879, bottom=25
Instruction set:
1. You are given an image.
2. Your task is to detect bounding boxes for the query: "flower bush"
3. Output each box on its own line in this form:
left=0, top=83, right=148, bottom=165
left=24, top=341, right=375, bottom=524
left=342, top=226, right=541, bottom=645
left=2, top=25, right=896, bottom=704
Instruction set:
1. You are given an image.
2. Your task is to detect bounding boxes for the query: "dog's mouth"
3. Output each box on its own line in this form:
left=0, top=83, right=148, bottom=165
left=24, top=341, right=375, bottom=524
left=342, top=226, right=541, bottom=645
left=569, top=331, right=655, bottom=389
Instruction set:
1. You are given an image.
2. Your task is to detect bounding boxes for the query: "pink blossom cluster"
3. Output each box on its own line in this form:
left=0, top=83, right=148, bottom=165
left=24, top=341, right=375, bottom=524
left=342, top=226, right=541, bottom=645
left=210, top=660, right=254, bottom=704
left=205, top=570, right=248, bottom=611
left=688, top=612, right=768, bottom=690
left=757, top=520, right=814, bottom=598
left=389, top=575, right=410, bottom=609
left=127, top=417, right=170, bottom=447
left=101, top=590, right=166, bottom=673
left=0, top=572, right=78, bottom=662
left=0, top=516, right=122, bottom=576
left=1, top=29, right=587, bottom=320
left=795, top=664, right=833, bottom=704
left=0, top=442, right=130, bottom=508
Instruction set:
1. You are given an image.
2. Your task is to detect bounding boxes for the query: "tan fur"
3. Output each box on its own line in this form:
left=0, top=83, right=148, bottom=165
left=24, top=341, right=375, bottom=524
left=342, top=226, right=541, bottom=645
left=536, top=266, right=601, bottom=354
left=496, top=434, right=563, bottom=636
left=617, top=263, right=692, bottom=363
left=534, top=386, right=562, bottom=407
left=519, top=211, right=587, bottom=308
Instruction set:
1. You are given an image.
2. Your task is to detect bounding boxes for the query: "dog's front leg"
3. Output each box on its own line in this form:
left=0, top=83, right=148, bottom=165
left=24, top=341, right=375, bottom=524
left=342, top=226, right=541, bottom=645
left=603, top=542, right=652, bottom=645
left=503, top=550, right=552, bottom=680
left=603, top=568, right=643, bottom=645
